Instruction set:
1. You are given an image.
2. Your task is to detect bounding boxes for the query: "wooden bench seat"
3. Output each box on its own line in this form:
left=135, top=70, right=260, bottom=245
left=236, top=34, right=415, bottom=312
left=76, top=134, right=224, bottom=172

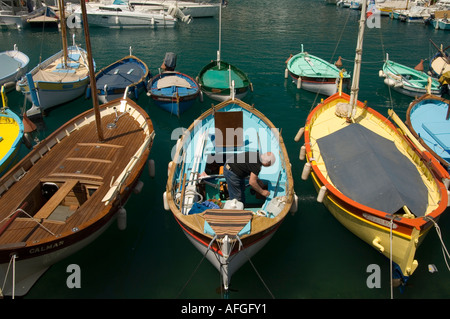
left=34, top=179, right=79, bottom=220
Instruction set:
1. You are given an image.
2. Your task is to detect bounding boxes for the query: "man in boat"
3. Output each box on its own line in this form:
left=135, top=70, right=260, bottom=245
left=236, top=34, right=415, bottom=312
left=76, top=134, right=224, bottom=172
left=223, top=151, right=275, bottom=204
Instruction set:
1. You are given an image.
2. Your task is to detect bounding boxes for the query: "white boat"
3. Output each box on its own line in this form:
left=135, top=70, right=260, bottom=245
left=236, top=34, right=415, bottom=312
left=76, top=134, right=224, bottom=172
left=75, top=1, right=177, bottom=28
left=0, top=44, right=29, bottom=91
left=129, top=0, right=220, bottom=18
left=337, top=0, right=351, bottom=7
left=17, top=32, right=92, bottom=116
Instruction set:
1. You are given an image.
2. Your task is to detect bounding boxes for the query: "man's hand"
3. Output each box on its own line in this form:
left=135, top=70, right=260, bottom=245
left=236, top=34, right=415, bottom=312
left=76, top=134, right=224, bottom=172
left=249, top=173, right=270, bottom=198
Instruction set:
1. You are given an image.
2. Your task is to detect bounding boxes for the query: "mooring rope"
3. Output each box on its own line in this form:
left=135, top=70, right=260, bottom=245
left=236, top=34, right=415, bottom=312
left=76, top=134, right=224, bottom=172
left=1, top=254, right=17, bottom=299
left=389, top=215, right=395, bottom=299
left=236, top=236, right=275, bottom=299
left=176, top=235, right=217, bottom=298
left=424, top=216, right=450, bottom=271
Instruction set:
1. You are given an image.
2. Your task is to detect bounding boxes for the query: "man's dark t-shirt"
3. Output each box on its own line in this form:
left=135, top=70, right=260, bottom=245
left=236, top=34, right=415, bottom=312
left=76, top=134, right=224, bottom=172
left=226, top=152, right=262, bottom=178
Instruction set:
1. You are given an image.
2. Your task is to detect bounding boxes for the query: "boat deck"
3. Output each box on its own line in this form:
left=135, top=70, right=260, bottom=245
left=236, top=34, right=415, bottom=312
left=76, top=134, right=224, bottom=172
left=0, top=104, right=150, bottom=247
left=33, top=48, right=89, bottom=83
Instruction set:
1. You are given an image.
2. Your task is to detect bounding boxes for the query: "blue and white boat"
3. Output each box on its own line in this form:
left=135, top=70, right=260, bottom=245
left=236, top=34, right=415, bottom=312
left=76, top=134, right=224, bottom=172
left=0, top=45, right=29, bottom=91
left=91, top=52, right=150, bottom=103
left=147, top=52, right=199, bottom=116
left=17, top=30, right=92, bottom=117
left=406, top=93, right=450, bottom=171
left=164, top=96, right=297, bottom=293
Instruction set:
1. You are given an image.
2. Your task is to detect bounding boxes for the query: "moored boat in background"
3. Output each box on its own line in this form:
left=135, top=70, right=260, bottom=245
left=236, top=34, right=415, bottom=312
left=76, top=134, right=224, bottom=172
left=285, top=44, right=350, bottom=96
left=0, top=44, right=29, bottom=91
left=197, top=1, right=252, bottom=101
left=147, top=52, right=200, bottom=116
left=16, top=2, right=92, bottom=117
left=379, top=54, right=441, bottom=97
left=90, top=50, right=150, bottom=103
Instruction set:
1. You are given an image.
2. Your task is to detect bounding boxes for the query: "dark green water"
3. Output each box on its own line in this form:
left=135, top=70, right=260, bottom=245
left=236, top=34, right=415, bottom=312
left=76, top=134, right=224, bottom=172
left=1, top=0, right=450, bottom=301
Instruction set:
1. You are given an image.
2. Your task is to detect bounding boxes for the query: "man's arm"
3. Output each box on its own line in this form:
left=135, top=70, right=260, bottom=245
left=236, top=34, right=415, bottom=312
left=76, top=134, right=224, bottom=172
left=249, top=172, right=270, bottom=197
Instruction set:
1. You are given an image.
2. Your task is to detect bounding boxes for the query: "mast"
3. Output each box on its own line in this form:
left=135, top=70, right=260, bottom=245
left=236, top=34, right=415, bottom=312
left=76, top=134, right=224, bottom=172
left=348, top=0, right=368, bottom=119
left=217, top=0, right=222, bottom=65
left=58, top=0, right=68, bottom=68
left=80, top=0, right=104, bottom=141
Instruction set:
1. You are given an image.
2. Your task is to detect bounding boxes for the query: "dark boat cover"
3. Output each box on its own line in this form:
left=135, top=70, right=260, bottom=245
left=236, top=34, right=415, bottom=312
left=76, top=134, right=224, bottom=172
left=96, top=59, right=146, bottom=90
left=316, top=123, right=428, bottom=216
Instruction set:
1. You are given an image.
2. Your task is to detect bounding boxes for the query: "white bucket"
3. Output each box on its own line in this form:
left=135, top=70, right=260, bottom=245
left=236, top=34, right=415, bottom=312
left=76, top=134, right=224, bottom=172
left=223, top=199, right=244, bottom=210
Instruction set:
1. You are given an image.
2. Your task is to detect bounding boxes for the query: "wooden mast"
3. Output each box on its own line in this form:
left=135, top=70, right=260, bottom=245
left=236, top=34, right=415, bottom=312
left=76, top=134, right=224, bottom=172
left=58, top=0, right=68, bottom=68
left=348, top=0, right=367, bottom=119
left=80, top=0, right=104, bottom=141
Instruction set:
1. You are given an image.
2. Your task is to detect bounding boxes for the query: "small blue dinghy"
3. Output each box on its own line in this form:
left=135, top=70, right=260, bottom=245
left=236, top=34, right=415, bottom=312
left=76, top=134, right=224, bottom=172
left=406, top=93, right=450, bottom=171
left=147, top=52, right=200, bottom=116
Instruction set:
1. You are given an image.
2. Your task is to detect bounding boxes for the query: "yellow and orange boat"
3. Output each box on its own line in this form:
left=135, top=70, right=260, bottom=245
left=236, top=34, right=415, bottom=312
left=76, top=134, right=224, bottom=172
left=298, top=0, right=449, bottom=288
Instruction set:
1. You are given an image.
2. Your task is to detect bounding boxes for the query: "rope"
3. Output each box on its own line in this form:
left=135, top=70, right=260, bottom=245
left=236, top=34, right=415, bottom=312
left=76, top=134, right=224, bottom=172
left=176, top=235, right=217, bottom=298
left=424, top=216, right=450, bottom=271
left=308, top=9, right=352, bottom=113
left=1, top=254, right=17, bottom=299
left=389, top=215, right=395, bottom=299
left=236, top=236, right=275, bottom=299
left=15, top=208, right=56, bottom=237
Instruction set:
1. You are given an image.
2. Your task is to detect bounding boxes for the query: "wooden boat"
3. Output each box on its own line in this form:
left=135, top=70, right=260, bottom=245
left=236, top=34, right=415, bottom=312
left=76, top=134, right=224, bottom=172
left=147, top=52, right=200, bottom=116
left=428, top=41, right=450, bottom=79
left=197, top=2, right=252, bottom=102
left=0, top=1, right=155, bottom=298
left=405, top=93, right=450, bottom=171
left=298, top=0, right=449, bottom=288
left=164, top=95, right=296, bottom=293
left=379, top=55, right=441, bottom=97
left=17, top=0, right=92, bottom=117
left=285, top=44, right=350, bottom=96
left=0, top=44, right=29, bottom=91
left=91, top=52, right=150, bottom=104
left=197, top=59, right=251, bottom=102
left=0, top=86, right=24, bottom=177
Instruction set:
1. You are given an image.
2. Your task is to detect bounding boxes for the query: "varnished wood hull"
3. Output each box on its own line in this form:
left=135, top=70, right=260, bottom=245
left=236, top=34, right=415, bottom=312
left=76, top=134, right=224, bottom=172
left=0, top=97, right=154, bottom=297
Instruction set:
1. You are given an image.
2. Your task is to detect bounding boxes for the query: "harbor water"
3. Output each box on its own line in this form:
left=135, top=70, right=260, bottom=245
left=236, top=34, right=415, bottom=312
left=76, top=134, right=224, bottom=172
left=1, top=0, right=450, bottom=301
